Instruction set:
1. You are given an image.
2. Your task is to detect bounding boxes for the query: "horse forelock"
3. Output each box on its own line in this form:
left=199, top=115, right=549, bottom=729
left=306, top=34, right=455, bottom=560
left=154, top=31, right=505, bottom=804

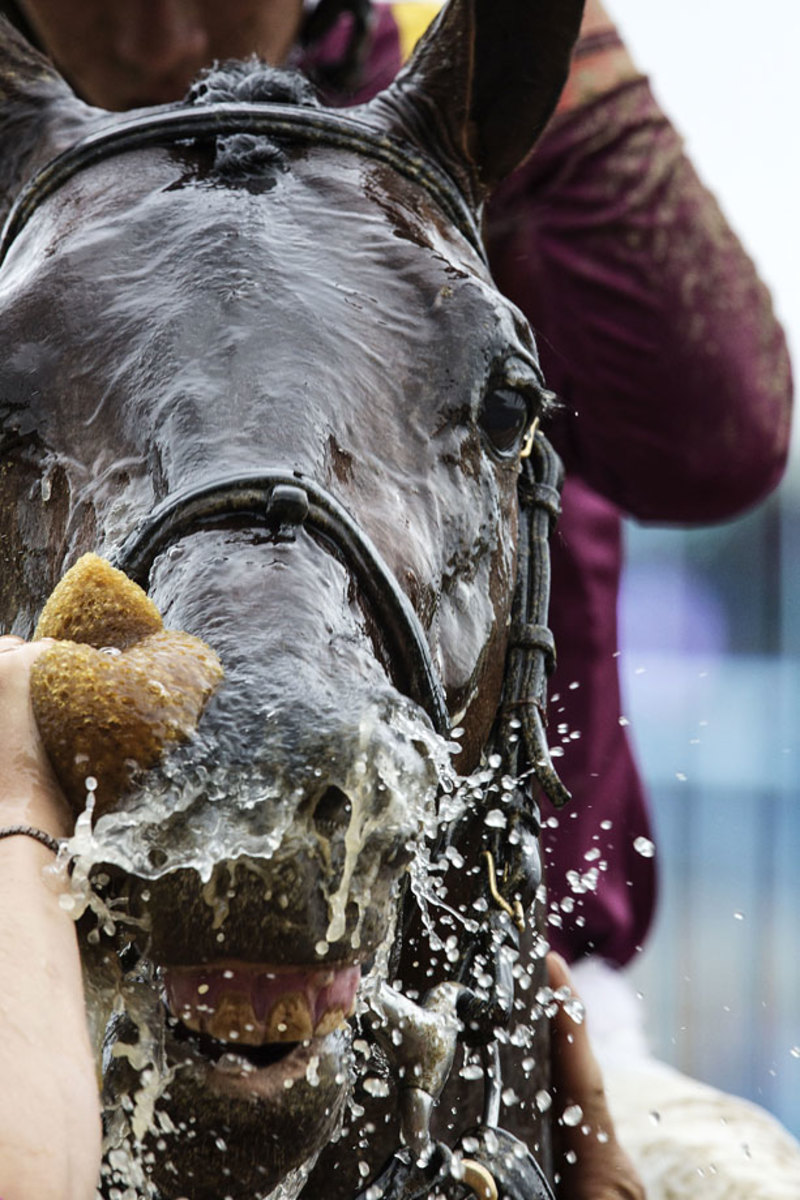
left=180, top=57, right=323, bottom=183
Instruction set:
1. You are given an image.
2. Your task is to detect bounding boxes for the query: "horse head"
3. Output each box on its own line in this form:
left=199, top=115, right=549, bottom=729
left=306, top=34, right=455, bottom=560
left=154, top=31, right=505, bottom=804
left=0, top=2, right=583, bottom=1196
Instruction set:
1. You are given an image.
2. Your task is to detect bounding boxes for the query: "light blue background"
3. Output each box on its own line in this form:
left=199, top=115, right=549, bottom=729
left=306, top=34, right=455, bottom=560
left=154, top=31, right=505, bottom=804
left=609, top=0, right=800, bottom=1137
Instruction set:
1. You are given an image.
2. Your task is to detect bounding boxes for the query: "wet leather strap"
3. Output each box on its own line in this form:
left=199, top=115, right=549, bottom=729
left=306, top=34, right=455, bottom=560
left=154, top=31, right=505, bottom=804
left=110, top=470, right=449, bottom=736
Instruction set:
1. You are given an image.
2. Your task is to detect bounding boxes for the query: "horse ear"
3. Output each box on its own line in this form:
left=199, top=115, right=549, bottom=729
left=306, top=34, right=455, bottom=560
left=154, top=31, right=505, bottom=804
left=0, top=16, right=94, bottom=213
left=366, top=0, right=585, bottom=205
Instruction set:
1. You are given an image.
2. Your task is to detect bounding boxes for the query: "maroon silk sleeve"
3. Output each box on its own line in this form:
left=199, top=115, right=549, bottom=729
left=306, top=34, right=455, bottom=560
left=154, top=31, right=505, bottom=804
left=487, top=77, right=793, bottom=523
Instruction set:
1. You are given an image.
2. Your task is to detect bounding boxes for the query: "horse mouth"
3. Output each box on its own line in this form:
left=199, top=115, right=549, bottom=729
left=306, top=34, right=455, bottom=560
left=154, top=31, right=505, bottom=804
left=163, top=960, right=362, bottom=1044
left=161, top=958, right=361, bottom=1102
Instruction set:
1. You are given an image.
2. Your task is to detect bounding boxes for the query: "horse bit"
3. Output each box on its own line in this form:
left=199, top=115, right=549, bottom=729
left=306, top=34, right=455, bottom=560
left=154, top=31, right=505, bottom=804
left=1, top=101, right=570, bottom=1200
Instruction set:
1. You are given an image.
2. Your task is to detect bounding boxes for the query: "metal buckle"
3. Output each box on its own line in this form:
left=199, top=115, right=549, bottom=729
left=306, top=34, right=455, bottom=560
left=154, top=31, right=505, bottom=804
left=483, top=848, right=526, bottom=933
left=519, top=417, right=539, bottom=460
left=461, top=1159, right=498, bottom=1199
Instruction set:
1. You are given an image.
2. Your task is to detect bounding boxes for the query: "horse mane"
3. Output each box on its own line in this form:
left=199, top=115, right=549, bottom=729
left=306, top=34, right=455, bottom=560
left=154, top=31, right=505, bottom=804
left=184, top=57, right=323, bottom=185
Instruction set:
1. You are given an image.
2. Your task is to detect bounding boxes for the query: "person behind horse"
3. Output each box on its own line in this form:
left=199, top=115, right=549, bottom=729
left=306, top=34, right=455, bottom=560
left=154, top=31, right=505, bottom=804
left=0, top=2, right=793, bottom=1199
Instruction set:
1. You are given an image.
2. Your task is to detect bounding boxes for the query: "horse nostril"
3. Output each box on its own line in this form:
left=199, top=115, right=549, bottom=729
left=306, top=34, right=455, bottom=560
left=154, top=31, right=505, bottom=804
left=312, top=785, right=353, bottom=836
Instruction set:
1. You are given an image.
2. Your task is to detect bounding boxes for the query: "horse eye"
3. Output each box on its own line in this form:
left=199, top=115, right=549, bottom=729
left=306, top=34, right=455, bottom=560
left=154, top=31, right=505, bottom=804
left=479, top=387, right=530, bottom=455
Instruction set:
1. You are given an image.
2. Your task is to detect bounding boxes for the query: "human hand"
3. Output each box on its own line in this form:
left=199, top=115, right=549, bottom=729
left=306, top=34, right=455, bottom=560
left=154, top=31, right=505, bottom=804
left=548, top=952, right=646, bottom=1199
left=0, top=634, right=102, bottom=1200
left=0, top=634, right=70, bottom=838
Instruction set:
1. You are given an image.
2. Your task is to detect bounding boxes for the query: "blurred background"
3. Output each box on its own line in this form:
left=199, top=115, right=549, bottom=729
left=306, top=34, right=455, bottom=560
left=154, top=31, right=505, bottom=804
left=607, top=0, right=800, bottom=1138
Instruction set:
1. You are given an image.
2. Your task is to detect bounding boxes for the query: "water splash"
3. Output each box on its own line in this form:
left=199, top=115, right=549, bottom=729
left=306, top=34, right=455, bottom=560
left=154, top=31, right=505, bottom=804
left=66, top=715, right=560, bottom=1198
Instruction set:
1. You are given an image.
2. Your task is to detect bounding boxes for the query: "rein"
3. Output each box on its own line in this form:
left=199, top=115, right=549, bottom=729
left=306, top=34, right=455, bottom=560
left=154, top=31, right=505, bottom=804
left=6, top=100, right=566, bottom=1200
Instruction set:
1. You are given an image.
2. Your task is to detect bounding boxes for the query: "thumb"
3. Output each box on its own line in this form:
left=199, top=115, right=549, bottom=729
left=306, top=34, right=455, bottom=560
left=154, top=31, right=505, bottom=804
left=546, top=952, right=646, bottom=1199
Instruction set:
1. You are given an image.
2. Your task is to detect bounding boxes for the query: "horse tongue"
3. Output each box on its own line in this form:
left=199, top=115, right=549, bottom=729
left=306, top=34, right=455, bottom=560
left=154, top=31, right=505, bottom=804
left=163, top=963, right=361, bottom=1045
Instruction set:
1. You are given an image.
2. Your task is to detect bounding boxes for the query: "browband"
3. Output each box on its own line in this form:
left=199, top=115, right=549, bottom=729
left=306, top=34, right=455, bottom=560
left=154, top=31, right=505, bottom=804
left=0, top=102, right=486, bottom=266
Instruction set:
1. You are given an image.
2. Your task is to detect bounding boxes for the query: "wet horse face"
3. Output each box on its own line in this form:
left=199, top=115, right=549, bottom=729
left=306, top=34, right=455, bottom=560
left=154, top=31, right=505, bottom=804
left=0, top=2, right=583, bottom=1196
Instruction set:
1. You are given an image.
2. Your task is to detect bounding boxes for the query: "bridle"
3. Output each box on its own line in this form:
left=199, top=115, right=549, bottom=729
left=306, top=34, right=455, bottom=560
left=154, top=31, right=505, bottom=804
left=2, top=101, right=568, bottom=1200
left=110, top=469, right=450, bottom=738
left=0, top=102, right=485, bottom=268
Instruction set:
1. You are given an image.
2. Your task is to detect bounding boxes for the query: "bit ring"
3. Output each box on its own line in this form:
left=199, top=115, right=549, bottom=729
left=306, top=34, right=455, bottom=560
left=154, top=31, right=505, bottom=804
left=461, top=1159, right=498, bottom=1200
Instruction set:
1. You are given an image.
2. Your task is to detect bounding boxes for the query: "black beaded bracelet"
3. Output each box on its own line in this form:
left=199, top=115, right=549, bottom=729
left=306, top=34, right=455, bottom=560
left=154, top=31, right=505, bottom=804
left=0, top=825, right=61, bottom=853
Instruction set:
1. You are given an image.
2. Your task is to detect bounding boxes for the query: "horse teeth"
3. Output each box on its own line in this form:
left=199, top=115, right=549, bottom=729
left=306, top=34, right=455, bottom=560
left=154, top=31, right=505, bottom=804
left=314, top=1006, right=346, bottom=1036
left=265, top=992, right=314, bottom=1041
left=206, top=993, right=260, bottom=1044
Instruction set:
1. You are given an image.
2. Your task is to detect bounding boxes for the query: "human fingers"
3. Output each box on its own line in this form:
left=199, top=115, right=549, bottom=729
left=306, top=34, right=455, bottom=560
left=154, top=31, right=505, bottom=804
left=0, top=638, right=56, bottom=706
left=548, top=951, right=607, bottom=1117
left=0, top=634, right=54, bottom=660
left=0, top=633, right=25, bottom=652
left=547, top=952, right=646, bottom=1200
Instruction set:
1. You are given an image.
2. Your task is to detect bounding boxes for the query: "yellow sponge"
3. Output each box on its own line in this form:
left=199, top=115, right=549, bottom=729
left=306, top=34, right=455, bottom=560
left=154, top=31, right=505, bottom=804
left=34, top=552, right=163, bottom=647
left=30, top=554, right=223, bottom=816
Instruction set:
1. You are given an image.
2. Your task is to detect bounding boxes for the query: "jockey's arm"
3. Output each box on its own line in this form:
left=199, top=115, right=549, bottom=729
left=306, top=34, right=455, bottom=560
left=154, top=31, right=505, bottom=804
left=0, top=637, right=101, bottom=1200
left=488, top=0, right=793, bottom=524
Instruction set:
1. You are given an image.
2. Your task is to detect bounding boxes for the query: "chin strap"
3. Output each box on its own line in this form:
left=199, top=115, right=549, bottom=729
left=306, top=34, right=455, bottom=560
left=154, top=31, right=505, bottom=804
left=353, top=1129, right=555, bottom=1200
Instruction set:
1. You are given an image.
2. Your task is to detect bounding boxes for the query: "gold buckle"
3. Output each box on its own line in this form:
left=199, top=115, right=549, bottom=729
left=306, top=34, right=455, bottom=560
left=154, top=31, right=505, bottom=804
left=519, top=416, right=539, bottom=459
left=483, top=849, right=526, bottom=933
left=462, top=1159, right=498, bottom=1200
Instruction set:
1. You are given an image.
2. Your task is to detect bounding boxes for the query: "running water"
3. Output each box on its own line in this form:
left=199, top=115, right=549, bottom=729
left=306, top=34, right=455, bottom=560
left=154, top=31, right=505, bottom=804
left=56, top=717, right=561, bottom=1199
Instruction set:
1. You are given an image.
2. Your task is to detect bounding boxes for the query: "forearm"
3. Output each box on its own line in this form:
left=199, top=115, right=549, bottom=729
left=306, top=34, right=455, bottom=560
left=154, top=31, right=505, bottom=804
left=489, top=68, right=792, bottom=521
left=0, top=638, right=102, bottom=1200
left=0, top=837, right=101, bottom=1200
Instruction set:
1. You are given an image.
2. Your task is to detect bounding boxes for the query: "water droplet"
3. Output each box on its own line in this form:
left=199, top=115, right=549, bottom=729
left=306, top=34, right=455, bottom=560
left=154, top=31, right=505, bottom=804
left=484, top=809, right=506, bottom=829
left=633, top=837, right=655, bottom=859
left=535, top=1089, right=552, bottom=1112
left=306, top=1055, right=321, bottom=1087
left=459, top=1064, right=484, bottom=1081
left=562, top=1104, right=583, bottom=1127
left=790, top=1046, right=800, bottom=1059
left=734, top=911, right=745, bottom=921
left=362, top=1077, right=391, bottom=1098
left=315, top=940, right=329, bottom=957
left=564, top=996, right=585, bottom=1024
left=85, top=776, right=98, bottom=792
